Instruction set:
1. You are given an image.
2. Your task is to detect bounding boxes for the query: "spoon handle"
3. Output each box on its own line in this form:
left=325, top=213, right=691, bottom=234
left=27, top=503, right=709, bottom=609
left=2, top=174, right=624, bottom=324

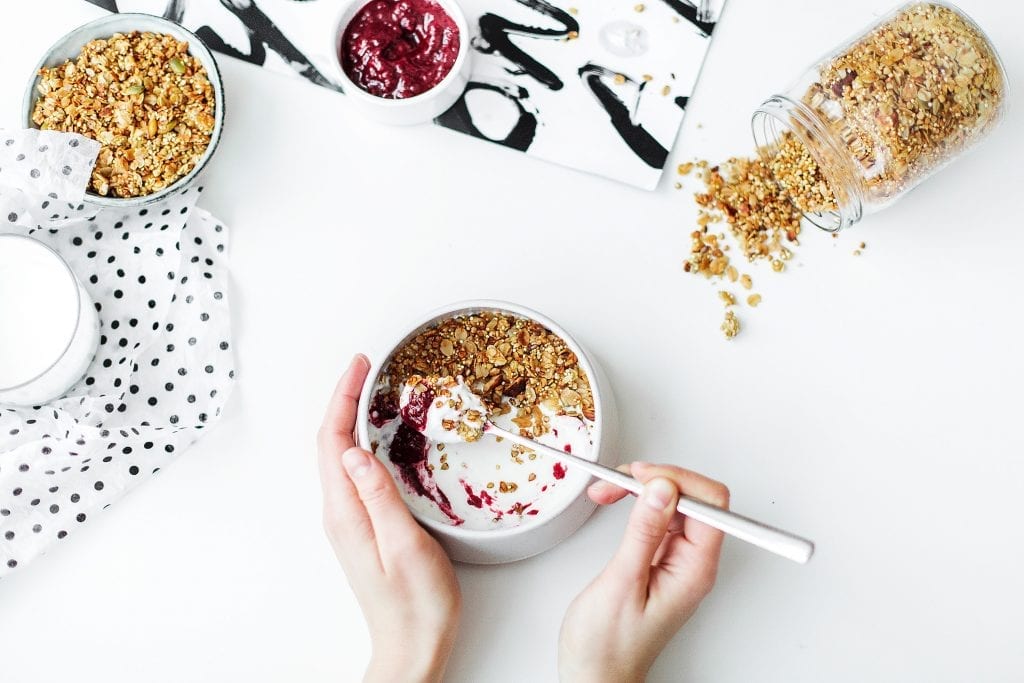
left=484, top=423, right=815, bottom=564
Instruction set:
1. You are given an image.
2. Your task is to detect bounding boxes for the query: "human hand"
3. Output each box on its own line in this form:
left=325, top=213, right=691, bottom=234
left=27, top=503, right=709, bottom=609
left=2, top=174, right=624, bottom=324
left=317, top=354, right=461, bottom=683
left=558, top=462, right=729, bottom=682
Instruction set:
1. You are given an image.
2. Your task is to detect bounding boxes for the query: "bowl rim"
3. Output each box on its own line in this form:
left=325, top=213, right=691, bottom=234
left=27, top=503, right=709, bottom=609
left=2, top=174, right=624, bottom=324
left=329, top=0, right=471, bottom=108
left=22, top=12, right=226, bottom=208
left=357, top=299, right=605, bottom=540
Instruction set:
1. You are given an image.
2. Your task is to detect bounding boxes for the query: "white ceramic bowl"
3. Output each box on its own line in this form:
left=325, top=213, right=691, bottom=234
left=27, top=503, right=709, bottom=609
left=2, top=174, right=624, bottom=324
left=357, top=300, right=618, bottom=564
left=328, top=0, right=472, bottom=126
left=23, top=13, right=225, bottom=208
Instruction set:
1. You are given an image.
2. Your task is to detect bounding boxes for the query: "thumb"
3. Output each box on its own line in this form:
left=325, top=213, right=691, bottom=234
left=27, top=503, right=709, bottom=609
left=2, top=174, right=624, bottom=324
left=342, top=447, right=423, bottom=561
left=604, top=477, right=679, bottom=592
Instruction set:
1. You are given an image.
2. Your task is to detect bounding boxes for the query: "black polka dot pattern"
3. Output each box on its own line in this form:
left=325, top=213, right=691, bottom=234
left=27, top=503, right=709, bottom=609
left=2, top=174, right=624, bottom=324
left=0, top=129, right=100, bottom=229
left=0, top=130, right=233, bottom=575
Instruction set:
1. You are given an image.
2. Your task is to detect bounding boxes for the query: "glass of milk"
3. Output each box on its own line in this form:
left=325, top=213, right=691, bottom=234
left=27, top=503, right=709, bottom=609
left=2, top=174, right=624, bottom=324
left=0, top=234, right=99, bottom=406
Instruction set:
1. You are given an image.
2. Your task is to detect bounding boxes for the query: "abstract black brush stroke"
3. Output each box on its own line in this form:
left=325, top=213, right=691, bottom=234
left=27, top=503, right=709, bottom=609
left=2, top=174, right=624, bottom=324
left=163, top=0, right=186, bottom=23
left=86, top=0, right=342, bottom=92
left=674, top=95, right=689, bottom=110
left=471, top=0, right=579, bottom=91
left=435, top=82, right=538, bottom=152
left=577, top=64, right=667, bottom=169
left=195, top=0, right=341, bottom=92
left=659, top=0, right=716, bottom=36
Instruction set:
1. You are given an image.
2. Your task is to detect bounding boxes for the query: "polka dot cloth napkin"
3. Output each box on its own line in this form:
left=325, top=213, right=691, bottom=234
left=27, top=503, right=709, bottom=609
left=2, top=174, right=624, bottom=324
left=0, top=128, right=235, bottom=576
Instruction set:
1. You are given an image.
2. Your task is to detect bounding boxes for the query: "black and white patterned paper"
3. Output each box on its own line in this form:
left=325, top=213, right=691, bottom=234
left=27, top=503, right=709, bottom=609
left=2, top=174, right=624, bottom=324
left=88, top=0, right=724, bottom=189
left=0, top=129, right=234, bottom=576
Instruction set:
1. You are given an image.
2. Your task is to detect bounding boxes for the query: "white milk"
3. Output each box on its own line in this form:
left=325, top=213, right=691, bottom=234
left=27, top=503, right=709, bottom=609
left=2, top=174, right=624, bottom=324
left=0, top=234, right=99, bottom=405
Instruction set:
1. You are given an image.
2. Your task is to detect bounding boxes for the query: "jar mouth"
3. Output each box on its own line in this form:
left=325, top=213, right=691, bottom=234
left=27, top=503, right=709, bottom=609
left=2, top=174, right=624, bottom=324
left=751, top=96, right=862, bottom=233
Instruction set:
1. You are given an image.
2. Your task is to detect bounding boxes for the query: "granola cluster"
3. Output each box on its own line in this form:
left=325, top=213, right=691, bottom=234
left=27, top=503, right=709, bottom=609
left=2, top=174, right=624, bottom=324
left=681, top=136, right=822, bottom=339
left=383, top=312, right=595, bottom=438
left=769, top=133, right=838, bottom=215
left=404, top=374, right=486, bottom=443
left=32, top=32, right=216, bottom=198
left=693, top=149, right=802, bottom=267
left=802, top=2, right=1004, bottom=200
left=681, top=138, right=832, bottom=338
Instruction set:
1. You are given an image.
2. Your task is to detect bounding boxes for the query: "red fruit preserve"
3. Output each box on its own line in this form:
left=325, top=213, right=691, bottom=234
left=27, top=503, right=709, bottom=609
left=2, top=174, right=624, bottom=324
left=341, top=0, right=460, bottom=99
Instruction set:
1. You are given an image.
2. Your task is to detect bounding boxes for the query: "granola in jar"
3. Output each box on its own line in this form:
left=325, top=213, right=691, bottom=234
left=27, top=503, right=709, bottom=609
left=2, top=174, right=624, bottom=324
left=753, top=1, right=1006, bottom=230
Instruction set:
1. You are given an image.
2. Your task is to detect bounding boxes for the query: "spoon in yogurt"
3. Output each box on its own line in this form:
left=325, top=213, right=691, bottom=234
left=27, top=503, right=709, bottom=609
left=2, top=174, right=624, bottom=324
left=399, top=375, right=815, bottom=564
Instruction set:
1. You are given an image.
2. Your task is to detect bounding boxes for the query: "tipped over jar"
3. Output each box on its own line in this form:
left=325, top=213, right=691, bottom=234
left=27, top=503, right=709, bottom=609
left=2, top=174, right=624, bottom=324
left=752, top=1, right=1007, bottom=231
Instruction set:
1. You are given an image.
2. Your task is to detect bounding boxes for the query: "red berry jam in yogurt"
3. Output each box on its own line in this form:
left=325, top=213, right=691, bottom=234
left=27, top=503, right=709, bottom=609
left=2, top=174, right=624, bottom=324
left=341, top=0, right=460, bottom=99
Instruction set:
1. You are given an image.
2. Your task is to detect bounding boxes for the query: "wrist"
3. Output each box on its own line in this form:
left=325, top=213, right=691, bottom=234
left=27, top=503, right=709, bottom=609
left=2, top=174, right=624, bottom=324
left=559, top=657, right=649, bottom=683
left=365, top=639, right=452, bottom=683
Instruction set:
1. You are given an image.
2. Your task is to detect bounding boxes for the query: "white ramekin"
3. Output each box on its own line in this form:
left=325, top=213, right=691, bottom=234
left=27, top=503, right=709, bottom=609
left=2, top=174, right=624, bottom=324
left=357, top=300, right=618, bottom=564
left=328, top=0, right=472, bottom=126
left=23, top=13, right=226, bottom=208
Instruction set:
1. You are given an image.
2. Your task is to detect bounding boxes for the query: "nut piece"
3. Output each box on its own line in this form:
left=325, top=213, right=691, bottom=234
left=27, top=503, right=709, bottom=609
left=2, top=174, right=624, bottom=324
left=747, top=294, right=762, bottom=307
left=721, top=311, right=740, bottom=340
left=718, top=291, right=736, bottom=306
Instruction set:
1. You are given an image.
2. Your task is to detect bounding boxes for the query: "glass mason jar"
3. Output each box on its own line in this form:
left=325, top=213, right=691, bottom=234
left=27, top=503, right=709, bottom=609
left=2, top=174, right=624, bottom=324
left=752, top=1, right=1008, bottom=232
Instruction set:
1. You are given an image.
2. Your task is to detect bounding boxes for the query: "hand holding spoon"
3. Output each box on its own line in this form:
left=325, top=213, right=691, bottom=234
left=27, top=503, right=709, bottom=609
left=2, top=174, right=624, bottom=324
left=400, top=376, right=815, bottom=564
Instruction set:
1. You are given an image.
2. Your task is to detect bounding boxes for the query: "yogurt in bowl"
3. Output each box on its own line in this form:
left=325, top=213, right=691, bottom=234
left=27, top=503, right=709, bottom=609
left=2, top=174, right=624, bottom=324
left=358, top=301, right=617, bottom=563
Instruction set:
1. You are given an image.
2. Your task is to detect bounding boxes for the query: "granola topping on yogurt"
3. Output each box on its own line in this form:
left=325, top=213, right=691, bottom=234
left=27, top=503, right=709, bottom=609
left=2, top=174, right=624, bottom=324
left=367, top=312, right=597, bottom=530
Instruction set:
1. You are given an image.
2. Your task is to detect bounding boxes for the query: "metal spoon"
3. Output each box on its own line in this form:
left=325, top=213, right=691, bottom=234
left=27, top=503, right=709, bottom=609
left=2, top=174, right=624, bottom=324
left=482, top=421, right=815, bottom=564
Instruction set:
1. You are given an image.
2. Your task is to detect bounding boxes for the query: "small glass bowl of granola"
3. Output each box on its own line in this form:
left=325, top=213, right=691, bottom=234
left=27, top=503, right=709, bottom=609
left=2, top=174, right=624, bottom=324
left=357, top=300, right=618, bottom=564
left=23, top=13, right=225, bottom=207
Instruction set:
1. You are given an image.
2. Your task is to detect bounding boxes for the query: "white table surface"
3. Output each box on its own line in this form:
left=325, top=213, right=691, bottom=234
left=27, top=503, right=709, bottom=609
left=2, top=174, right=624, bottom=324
left=2, top=1, right=1022, bottom=681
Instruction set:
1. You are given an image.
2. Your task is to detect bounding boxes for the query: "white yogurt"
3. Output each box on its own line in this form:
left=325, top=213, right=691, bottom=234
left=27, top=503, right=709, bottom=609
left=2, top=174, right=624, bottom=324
left=0, top=235, right=99, bottom=405
left=399, top=376, right=487, bottom=442
left=369, top=377, right=596, bottom=531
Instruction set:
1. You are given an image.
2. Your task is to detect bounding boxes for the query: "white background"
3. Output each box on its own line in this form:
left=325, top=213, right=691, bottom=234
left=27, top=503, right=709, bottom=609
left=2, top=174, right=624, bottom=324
left=1, top=0, right=1022, bottom=681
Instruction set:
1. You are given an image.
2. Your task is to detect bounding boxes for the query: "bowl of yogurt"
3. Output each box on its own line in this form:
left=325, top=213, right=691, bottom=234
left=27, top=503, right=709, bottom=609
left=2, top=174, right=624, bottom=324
left=357, top=300, right=617, bottom=564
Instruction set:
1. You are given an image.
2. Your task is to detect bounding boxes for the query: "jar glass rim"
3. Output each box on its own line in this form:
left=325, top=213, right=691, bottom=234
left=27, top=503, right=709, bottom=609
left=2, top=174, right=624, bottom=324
left=751, top=96, right=863, bottom=233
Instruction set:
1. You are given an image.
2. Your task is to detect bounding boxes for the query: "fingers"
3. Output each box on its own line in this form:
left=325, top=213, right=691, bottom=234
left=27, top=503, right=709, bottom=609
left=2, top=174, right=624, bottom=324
left=630, top=462, right=729, bottom=552
left=318, top=353, right=370, bottom=452
left=318, top=355, right=380, bottom=576
left=604, top=477, right=680, bottom=593
left=587, top=464, right=633, bottom=505
left=317, top=354, right=371, bottom=502
left=340, top=445, right=428, bottom=573
left=319, top=447, right=382, bottom=583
